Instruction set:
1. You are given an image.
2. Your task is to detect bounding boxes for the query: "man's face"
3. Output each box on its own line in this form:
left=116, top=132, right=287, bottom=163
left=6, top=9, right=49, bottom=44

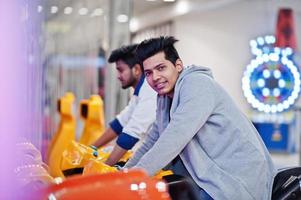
left=143, top=52, right=183, bottom=97
left=115, top=60, right=137, bottom=89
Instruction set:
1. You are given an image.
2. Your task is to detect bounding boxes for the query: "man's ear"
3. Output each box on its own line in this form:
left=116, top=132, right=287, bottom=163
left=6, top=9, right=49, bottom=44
left=175, top=59, right=183, bottom=73
left=132, top=64, right=142, bottom=76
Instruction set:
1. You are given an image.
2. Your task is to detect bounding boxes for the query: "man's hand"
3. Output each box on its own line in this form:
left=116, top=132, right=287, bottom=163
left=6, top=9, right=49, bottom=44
left=93, top=127, right=118, bottom=148
left=105, top=145, right=128, bottom=166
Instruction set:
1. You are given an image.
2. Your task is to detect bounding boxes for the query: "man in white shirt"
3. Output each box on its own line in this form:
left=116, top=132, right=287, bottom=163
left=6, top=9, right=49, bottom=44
left=93, top=44, right=157, bottom=166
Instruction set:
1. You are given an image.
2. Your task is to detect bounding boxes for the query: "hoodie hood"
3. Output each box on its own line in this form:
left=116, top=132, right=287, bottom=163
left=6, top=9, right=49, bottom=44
left=178, top=65, right=213, bottom=83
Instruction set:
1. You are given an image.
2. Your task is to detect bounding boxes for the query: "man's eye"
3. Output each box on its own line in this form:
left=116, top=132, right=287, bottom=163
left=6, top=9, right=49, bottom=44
left=158, top=66, right=165, bottom=71
left=145, top=72, right=150, bottom=77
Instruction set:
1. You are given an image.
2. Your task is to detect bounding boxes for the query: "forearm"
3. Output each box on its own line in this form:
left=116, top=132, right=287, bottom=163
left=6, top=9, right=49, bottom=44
left=133, top=86, right=215, bottom=176
left=125, top=124, right=159, bottom=168
left=105, top=145, right=127, bottom=166
left=93, top=127, right=118, bottom=148
left=124, top=143, right=149, bottom=168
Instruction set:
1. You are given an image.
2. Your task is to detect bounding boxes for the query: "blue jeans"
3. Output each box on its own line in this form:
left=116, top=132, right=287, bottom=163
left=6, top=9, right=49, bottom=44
left=199, top=188, right=213, bottom=200
left=166, top=156, right=213, bottom=200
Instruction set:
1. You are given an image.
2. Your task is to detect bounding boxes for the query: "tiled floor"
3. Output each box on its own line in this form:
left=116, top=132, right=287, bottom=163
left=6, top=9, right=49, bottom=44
left=271, top=152, right=300, bottom=169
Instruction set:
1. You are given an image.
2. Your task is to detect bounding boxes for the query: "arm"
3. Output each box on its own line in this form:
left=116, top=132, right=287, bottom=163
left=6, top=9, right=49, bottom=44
left=102, top=83, right=157, bottom=166
left=107, top=84, right=156, bottom=167
left=133, top=75, right=217, bottom=175
left=105, top=145, right=128, bottom=166
left=124, top=120, right=159, bottom=168
left=92, top=127, right=117, bottom=148
left=92, top=97, right=136, bottom=148
left=121, top=83, right=157, bottom=140
left=103, top=130, right=139, bottom=166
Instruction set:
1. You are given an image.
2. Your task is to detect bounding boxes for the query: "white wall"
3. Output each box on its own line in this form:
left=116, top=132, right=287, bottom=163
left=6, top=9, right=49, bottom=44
left=173, top=0, right=301, bottom=113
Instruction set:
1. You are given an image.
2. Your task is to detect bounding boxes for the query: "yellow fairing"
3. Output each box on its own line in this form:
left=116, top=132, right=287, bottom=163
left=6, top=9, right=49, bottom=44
left=82, top=159, right=118, bottom=175
left=154, top=170, right=173, bottom=179
left=47, top=92, right=76, bottom=178
left=78, top=95, right=105, bottom=145
left=118, top=150, right=133, bottom=163
left=61, top=141, right=98, bottom=172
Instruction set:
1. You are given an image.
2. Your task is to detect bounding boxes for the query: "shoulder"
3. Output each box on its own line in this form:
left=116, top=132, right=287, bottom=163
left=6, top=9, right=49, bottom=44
left=175, top=71, right=218, bottom=99
left=180, top=71, right=215, bottom=88
left=138, top=81, right=157, bottom=97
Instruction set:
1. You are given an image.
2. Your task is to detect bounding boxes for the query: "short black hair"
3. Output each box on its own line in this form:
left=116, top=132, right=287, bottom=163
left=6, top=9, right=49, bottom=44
left=108, top=44, right=139, bottom=68
left=136, top=36, right=180, bottom=65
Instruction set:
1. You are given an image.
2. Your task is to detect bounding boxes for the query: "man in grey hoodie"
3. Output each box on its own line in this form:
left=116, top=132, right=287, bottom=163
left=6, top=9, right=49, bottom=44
left=124, top=36, right=276, bottom=200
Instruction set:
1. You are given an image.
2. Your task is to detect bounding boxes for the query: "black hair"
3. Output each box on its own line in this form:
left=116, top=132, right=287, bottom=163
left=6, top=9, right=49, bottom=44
left=136, top=36, right=180, bottom=65
left=108, top=44, right=139, bottom=68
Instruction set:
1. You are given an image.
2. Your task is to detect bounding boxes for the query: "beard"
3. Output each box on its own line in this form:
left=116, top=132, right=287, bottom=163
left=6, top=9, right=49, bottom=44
left=121, top=75, right=137, bottom=89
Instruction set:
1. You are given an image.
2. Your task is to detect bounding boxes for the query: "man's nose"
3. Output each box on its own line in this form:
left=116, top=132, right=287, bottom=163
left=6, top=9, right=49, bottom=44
left=152, top=71, right=160, bottom=81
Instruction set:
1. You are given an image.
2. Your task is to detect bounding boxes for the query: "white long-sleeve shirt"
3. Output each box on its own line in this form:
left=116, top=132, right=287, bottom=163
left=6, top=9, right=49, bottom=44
left=109, top=76, right=157, bottom=150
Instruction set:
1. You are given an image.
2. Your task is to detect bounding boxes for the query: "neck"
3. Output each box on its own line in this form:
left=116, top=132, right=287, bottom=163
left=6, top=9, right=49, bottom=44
left=133, top=73, right=142, bottom=89
left=166, top=91, right=174, bottom=99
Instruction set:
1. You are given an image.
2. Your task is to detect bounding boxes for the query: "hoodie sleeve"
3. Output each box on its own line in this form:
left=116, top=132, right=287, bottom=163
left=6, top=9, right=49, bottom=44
left=124, top=120, right=160, bottom=168
left=133, top=74, right=217, bottom=175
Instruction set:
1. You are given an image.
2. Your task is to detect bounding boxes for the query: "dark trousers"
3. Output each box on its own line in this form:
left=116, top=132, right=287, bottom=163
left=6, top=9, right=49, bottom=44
left=166, top=156, right=213, bottom=200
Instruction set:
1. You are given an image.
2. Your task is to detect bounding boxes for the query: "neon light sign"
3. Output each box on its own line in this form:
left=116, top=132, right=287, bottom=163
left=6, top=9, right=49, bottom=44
left=242, top=35, right=300, bottom=113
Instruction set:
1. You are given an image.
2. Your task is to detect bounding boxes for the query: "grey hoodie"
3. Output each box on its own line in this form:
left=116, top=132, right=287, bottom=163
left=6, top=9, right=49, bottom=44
left=125, top=65, right=276, bottom=200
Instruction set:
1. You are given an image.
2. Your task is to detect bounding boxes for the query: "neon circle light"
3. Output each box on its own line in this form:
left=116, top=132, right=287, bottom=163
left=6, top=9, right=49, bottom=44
left=242, top=35, right=300, bottom=113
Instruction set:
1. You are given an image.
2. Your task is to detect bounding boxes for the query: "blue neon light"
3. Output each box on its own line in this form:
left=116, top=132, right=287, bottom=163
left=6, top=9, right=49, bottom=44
left=242, top=35, right=300, bottom=113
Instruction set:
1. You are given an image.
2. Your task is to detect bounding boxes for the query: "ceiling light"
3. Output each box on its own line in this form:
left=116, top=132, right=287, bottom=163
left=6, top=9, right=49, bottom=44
left=130, top=18, right=139, bottom=32
left=64, top=7, right=73, bottom=15
left=51, top=6, right=58, bottom=14
left=78, top=8, right=88, bottom=16
left=164, top=0, right=175, bottom=2
left=37, top=5, right=43, bottom=13
left=175, top=0, right=190, bottom=15
left=91, top=8, right=103, bottom=17
left=117, top=14, right=128, bottom=23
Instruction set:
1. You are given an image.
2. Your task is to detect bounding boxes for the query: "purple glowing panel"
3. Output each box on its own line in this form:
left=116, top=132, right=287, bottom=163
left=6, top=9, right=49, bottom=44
left=0, top=0, right=43, bottom=199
